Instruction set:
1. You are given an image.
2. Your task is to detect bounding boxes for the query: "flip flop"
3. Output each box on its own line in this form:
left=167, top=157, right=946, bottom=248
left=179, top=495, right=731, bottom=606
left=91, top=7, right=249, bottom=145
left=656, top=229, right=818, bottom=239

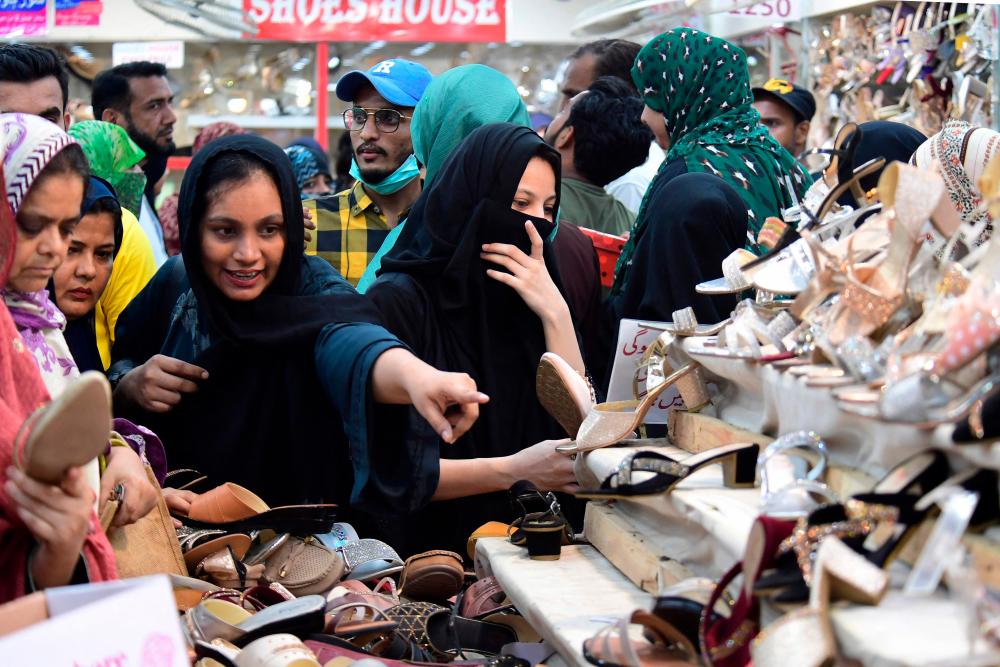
left=14, top=371, right=111, bottom=484
left=186, top=595, right=328, bottom=649
left=177, top=483, right=337, bottom=535
left=194, top=633, right=321, bottom=667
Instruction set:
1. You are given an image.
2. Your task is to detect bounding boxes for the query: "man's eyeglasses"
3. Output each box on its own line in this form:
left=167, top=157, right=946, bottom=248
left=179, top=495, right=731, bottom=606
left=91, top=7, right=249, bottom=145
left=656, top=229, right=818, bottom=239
left=343, top=107, right=411, bottom=133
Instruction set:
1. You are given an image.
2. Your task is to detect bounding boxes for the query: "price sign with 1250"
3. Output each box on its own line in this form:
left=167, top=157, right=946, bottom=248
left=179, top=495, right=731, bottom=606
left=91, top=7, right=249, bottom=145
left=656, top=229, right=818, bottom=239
left=728, top=0, right=799, bottom=21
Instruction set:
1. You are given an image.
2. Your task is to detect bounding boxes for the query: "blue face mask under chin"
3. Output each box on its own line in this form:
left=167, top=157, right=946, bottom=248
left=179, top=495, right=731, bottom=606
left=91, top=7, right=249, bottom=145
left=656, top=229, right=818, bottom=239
left=350, top=154, right=421, bottom=196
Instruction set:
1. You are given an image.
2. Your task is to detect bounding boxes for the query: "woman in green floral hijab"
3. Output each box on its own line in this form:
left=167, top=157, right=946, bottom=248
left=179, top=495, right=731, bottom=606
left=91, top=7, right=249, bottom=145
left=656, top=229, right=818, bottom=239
left=68, top=121, right=147, bottom=216
left=612, top=28, right=810, bottom=294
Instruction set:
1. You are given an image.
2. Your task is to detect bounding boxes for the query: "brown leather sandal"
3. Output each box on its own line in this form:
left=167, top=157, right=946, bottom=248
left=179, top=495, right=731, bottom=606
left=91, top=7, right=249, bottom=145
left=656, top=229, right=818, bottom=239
left=398, top=550, right=465, bottom=602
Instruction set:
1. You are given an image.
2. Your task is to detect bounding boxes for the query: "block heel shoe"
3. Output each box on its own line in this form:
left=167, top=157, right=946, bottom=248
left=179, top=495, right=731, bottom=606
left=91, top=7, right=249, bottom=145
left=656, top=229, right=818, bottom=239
left=522, top=515, right=566, bottom=561
left=575, top=443, right=760, bottom=499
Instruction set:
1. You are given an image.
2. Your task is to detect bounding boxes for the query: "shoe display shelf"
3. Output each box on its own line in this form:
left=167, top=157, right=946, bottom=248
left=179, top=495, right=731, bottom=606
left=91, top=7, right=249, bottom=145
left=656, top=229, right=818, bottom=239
left=680, top=345, right=1000, bottom=590
left=683, top=342, right=1000, bottom=475
left=474, top=470, right=998, bottom=667
left=472, top=346, right=1000, bottom=667
left=475, top=539, right=653, bottom=667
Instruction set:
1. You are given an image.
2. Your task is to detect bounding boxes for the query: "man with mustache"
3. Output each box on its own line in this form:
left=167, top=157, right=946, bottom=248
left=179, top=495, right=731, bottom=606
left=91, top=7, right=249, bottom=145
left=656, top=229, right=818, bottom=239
left=307, top=59, right=431, bottom=286
left=92, top=61, right=177, bottom=267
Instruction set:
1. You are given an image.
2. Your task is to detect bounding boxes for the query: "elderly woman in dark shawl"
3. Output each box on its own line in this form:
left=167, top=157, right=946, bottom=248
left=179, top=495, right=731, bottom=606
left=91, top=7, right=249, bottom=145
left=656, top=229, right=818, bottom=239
left=109, top=135, right=487, bottom=513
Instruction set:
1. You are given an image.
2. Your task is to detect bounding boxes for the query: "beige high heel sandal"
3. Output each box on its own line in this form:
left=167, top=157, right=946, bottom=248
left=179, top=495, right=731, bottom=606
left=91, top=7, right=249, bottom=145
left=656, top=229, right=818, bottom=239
left=750, top=536, right=889, bottom=667
left=823, top=162, right=960, bottom=346
left=535, top=352, right=595, bottom=439
left=558, top=363, right=699, bottom=454
left=634, top=331, right=711, bottom=412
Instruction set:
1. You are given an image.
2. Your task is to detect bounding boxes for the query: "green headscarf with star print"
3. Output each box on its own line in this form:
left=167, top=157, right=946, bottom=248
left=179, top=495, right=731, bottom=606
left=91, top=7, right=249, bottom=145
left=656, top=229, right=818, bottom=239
left=611, top=28, right=811, bottom=295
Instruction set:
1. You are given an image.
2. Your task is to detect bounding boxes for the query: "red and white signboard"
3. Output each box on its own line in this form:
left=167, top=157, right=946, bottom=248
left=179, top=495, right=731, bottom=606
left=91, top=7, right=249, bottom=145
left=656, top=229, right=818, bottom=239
left=245, top=0, right=507, bottom=42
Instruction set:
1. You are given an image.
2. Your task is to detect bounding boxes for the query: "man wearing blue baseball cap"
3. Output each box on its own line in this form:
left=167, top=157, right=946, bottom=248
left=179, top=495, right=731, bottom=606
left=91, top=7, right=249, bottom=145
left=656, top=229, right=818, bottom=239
left=305, top=58, right=432, bottom=286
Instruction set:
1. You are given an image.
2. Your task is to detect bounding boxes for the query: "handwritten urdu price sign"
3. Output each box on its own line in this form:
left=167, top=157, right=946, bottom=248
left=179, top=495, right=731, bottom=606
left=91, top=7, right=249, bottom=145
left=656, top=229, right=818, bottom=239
left=607, top=319, right=684, bottom=425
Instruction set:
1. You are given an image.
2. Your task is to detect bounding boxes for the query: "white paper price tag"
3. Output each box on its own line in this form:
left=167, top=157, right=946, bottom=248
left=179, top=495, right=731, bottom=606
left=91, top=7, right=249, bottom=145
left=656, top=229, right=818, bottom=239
left=905, top=488, right=978, bottom=596
left=607, top=319, right=683, bottom=425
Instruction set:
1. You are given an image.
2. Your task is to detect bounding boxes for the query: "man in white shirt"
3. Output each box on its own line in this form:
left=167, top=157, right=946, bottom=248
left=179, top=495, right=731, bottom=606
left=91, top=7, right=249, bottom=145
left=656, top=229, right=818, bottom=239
left=560, top=39, right=664, bottom=215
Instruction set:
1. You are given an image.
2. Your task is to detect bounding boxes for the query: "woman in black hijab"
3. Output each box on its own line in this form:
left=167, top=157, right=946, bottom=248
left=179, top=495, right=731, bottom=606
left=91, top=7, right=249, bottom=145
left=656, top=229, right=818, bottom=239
left=51, top=176, right=124, bottom=373
left=108, top=135, right=486, bottom=514
left=600, top=172, right=747, bottom=388
left=837, top=120, right=926, bottom=207
left=367, top=123, right=584, bottom=556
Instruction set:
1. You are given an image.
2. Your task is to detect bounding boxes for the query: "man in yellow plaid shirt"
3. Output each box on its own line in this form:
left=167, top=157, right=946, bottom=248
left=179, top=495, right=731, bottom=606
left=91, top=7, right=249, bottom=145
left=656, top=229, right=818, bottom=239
left=306, top=58, right=432, bottom=286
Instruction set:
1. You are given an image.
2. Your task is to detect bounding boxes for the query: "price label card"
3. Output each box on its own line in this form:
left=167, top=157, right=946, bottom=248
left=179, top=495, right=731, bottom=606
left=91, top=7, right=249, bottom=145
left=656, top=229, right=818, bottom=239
left=728, top=0, right=800, bottom=21
left=607, top=319, right=683, bottom=425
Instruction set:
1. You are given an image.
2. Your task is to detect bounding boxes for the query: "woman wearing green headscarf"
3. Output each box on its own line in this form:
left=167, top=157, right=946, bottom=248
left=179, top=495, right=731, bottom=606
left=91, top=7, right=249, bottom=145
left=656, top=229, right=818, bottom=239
left=65, top=121, right=157, bottom=369
left=68, top=121, right=147, bottom=217
left=611, top=28, right=811, bottom=296
left=355, top=65, right=531, bottom=292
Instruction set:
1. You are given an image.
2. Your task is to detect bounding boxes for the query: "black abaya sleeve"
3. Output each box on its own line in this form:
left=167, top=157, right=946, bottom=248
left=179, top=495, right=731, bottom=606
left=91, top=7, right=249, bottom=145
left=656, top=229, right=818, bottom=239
left=108, top=256, right=188, bottom=383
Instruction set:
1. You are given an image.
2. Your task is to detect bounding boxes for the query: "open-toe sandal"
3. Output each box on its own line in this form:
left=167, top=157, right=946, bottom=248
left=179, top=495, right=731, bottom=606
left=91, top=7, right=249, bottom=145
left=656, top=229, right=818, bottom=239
left=686, top=303, right=797, bottom=361
left=652, top=308, right=731, bottom=337
left=324, top=601, right=398, bottom=640
left=14, top=370, right=112, bottom=484
left=179, top=527, right=253, bottom=571
left=563, top=363, right=700, bottom=453
left=575, top=444, right=759, bottom=499
left=460, top=577, right=514, bottom=620
left=176, top=482, right=337, bottom=535
left=536, top=352, right=596, bottom=439
left=185, top=595, right=328, bottom=648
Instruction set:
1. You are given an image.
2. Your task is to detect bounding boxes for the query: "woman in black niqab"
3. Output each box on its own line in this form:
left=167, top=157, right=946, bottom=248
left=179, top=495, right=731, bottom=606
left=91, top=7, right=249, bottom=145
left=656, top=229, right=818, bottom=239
left=368, top=123, right=584, bottom=556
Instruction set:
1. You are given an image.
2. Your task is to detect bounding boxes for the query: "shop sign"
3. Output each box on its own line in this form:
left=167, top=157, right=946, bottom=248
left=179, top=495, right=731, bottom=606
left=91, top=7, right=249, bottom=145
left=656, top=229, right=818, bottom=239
left=244, top=0, right=507, bottom=42
left=112, top=41, right=186, bottom=69
left=0, top=0, right=46, bottom=37
left=727, top=0, right=800, bottom=22
left=55, top=0, right=103, bottom=27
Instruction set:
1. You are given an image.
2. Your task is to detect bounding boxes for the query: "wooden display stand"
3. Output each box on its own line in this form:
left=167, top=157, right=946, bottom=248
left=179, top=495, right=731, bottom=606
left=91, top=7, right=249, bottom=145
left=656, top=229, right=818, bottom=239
left=667, top=410, right=773, bottom=453
left=583, top=504, right=695, bottom=594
